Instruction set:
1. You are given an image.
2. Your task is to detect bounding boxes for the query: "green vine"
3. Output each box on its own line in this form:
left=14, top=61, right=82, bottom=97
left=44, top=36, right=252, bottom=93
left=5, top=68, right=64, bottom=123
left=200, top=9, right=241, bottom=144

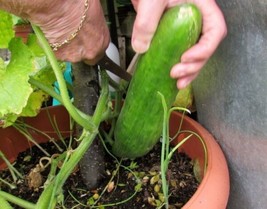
left=0, top=22, right=112, bottom=209
left=158, top=92, right=208, bottom=208
left=31, top=25, right=96, bottom=133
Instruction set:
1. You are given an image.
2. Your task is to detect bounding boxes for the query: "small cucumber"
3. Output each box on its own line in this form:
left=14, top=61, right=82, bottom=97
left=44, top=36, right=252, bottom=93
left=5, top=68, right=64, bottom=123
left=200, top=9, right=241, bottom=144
left=113, top=3, right=202, bottom=158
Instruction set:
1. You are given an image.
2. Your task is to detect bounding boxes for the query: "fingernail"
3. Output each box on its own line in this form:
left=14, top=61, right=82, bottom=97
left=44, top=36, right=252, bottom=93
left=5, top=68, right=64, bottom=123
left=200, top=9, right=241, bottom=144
left=178, top=79, right=190, bottom=89
left=132, top=38, right=150, bottom=53
left=181, top=57, right=191, bottom=63
left=171, top=65, right=185, bottom=78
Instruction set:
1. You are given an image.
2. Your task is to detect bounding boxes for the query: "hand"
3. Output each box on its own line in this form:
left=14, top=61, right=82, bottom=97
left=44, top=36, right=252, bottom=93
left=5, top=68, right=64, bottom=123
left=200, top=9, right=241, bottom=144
left=1, top=0, right=110, bottom=65
left=131, top=0, right=227, bottom=89
left=48, top=0, right=110, bottom=65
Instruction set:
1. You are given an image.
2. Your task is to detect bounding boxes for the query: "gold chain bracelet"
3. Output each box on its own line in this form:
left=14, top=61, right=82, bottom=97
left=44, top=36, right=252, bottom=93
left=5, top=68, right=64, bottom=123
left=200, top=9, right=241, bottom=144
left=49, top=0, right=89, bottom=51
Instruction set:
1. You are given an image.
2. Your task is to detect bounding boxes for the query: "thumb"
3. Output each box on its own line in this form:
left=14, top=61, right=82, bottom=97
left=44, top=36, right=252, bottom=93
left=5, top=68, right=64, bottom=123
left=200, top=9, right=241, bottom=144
left=131, top=0, right=167, bottom=53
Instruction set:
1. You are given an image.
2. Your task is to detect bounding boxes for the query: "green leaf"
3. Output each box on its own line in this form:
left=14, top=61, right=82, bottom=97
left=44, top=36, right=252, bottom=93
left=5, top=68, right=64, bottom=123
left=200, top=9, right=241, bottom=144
left=27, top=34, right=58, bottom=86
left=134, top=183, right=142, bottom=192
left=0, top=28, right=65, bottom=127
left=128, top=161, right=139, bottom=169
left=27, top=35, right=65, bottom=85
left=0, top=10, right=14, bottom=48
left=20, top=90, right=49, bottom=117
left=32, top=63, right=61, bottom=86
left=0, top=38, right=34, bottom=126
left=0, top=33, right=65, bottom=127
left=87, top=197, right=95, bottom=206
left=27, top=34, right=45, bottom=57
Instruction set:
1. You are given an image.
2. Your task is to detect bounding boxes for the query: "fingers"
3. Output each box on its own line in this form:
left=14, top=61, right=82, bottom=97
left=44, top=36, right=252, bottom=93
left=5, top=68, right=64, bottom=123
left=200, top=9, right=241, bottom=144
left=170, top=0, right=227, bottom=89
left=131, top=0, right=167, bottom=53
left=176, top=73, right=199, bottom=89
left=171, top=61, right=204, bottom=78
left=171, top=61, right=204, bottom=89
left=131, top=0, right=227, bottom=90
left=181, top=0, right=227, bottom=63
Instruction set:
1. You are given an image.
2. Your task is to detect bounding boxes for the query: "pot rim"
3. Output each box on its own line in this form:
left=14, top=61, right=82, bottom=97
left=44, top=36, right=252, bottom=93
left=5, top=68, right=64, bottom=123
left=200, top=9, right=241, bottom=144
left=171, top=112, right=230, bottom=209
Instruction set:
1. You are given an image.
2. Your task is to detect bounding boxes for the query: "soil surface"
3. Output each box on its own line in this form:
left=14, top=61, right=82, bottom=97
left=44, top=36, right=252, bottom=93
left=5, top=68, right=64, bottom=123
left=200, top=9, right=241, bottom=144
left=0, top=138, right=199, bottom=208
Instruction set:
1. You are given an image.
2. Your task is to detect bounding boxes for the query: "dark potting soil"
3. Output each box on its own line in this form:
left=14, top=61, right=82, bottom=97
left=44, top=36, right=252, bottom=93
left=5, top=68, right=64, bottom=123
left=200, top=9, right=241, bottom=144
left=0, top=138, right=199, bottom=209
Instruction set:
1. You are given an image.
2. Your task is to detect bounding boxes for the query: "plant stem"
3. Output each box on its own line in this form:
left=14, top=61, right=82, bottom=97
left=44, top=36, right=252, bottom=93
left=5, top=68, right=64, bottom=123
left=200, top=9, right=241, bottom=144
left=158, top=92, right=195, bottom=208
left=56, top=70, right=110, bottom=186
left=31, top=23, right=113, bottom=209
left=29, top=77, right=91, bottom=123
left=15, top=120, right=65, bottom=152
left=88, top=134, right=142, bottom=208
left=167, top=134, right=193, bottom=162
left=0, top=191, right=35, bottom=209
left=36, top=125, right=98, bottom=209
left=92, top=70, right=109, bottom=125
left=158, top=92, right=169, bottom=208
left=36, top=69, right=110, bottom=209
left=28, top=77, right=63, bottom=104
left=178, top=130, right=208, bottom=174
left=31, top=25, right=95, bottom=132
left=12, top=124, right=50, bottom=156
left=44, top=107, right=68, bottom=150
left=99, top=128, right=114, bottom=146
left=0, top=195, right=13, bottom=209
left=0, top=178, right=16, bottom=189
left=0, top=151, right=23, bottom=181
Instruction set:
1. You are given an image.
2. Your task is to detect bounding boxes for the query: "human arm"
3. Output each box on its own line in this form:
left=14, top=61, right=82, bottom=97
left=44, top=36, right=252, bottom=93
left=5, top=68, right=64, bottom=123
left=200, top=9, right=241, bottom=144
left=131, top=0, right=227, bottom=89
left=0, top=0, right=110, bottom=65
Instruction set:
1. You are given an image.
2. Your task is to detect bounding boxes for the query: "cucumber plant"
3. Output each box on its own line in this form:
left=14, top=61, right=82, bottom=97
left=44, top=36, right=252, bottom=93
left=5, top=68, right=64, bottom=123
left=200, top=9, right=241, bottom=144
left=0, top=3, right=203, bottom=208
left=0, top=16, right=112, bottom=208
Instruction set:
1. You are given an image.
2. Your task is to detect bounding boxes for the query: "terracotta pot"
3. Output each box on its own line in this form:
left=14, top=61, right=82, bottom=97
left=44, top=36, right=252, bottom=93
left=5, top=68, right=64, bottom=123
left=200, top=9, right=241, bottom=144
left=0, top=108, right=229, bottom=208
left=14, top=24, right=33, bottom=43
left=0, top=105, right=72, bottom=170
left=170, top=112, right=230, bottom=209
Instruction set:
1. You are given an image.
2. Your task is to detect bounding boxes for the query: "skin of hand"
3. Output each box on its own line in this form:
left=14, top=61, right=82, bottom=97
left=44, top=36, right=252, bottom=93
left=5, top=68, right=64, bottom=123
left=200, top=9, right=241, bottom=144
left=131, top=0, right=227, bottom=89
left=0, top=0, right=110, bottom=65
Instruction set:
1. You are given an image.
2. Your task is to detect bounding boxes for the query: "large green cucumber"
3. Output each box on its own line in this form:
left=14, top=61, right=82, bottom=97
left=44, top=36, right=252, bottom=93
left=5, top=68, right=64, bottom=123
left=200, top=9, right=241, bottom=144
left=112, top=3, right=202, bottom=158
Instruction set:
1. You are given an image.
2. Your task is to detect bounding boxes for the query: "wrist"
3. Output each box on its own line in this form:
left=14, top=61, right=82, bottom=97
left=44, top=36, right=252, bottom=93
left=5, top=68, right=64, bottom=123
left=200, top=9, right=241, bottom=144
left=0, top=0, right=87, bottom=44
left=48, top=0, right=90, bottom=50
left=29, top=0, right=86, bottom=45
left=53, top=0, right=110, bottom=64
